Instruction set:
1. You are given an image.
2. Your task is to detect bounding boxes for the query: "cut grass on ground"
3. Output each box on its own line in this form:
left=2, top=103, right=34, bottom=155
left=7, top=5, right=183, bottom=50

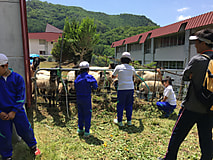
left=9, top=99, right=203, bottom=160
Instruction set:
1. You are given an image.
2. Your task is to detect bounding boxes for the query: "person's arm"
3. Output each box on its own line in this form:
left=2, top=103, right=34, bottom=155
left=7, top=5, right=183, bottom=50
left=7, top=111, right=16, bottom=120
left=91, top=81, right=98, bottom=90
left=87, top=75, right=98, bottom=90
left=161, top=96, right=168, bottom=102
left=112, top=66, right=118, bottom=79
left=161, top=87, right=170, bottom=102
left=12, top=75, right=26, bottom=113
left=0, top=112, right=9, bottom=120
left=182, top=58, right=196, bottom=81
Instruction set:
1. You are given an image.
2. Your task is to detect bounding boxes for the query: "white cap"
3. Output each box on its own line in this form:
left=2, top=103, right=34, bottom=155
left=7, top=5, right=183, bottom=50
left=79, top=61, right=89, bottom=68
left=189, top=36, right=213, bottom=44
left=121, top=52, right=132, bottom=60
left=0, top=53, right=8, bottom=65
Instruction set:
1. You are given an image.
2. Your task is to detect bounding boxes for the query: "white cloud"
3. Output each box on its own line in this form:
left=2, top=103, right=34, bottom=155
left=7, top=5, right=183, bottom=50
left=177, top=7, right=189, bottom=12
left=177, top=15, right=191, bottom=21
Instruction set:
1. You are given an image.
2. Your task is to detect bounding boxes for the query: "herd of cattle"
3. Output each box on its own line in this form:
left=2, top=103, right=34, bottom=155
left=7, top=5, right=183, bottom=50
left=30, top=57, right=165, bottom=106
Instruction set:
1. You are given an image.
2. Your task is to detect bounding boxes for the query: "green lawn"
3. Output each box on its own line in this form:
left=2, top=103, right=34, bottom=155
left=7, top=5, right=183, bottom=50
left=6, top=61, right=203, bottom=159
left=10, top=97, right=203, bottom=160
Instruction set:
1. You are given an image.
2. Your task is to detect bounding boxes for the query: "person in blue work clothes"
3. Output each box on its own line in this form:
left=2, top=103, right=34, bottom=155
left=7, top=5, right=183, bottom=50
left=0, top=53, right=40, bottom=160
left=112, top=52, right=136, bottom=127
left=74, top=61, right=98, bottom=137
left=156, top=76, right=176, bottom=118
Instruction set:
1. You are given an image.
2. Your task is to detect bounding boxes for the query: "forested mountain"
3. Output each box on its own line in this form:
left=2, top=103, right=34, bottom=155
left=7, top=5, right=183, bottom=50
left=26, top=0, right=159, bottom=58
left=26, top=0, right=158, bottom=33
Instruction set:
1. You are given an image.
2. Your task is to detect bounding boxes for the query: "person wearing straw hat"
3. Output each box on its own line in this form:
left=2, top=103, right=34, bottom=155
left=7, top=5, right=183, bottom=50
left=0, top=53, right=40, bottom=160
left=112, top=52, right=136, bottom=127
left=158, top=28, right=213, bottom=160
left=74, top=61, right=98, bottom=137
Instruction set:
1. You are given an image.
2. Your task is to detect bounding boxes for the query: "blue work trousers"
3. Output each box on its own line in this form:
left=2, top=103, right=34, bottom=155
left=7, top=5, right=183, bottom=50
left=156, top=101, right=176, bottom=114
left=77, top=95, right=92, bottom=133
left=117, top=89, right=134, bottom=122
left=0, top=107, right=37, bottom=159
left=164, top=108, right=213, bottom=160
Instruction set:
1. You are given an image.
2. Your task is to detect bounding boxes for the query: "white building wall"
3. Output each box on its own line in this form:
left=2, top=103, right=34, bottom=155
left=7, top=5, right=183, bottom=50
left=47, top=42, right=54, bottom=55
left=29, top=39, right=39, bottom=54
left=154, top=45, right=185, bottom=61
left=29, top=39, right=53, bottom=55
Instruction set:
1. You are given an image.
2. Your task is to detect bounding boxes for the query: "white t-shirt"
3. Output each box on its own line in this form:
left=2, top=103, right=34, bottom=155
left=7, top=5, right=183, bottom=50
left=112, top=64, right=135, bottom=90
left=164, top=85, right=176, bottom=105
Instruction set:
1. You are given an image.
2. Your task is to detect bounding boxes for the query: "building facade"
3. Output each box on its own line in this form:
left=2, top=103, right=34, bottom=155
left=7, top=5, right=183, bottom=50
left=28, top=23, right=62, bottom=56
left=111, top=12, right=213, bottom=69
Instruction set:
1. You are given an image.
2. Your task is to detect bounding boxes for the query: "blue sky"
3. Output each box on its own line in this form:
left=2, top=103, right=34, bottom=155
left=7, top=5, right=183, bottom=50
left=39, top=0, right=213, bottom=26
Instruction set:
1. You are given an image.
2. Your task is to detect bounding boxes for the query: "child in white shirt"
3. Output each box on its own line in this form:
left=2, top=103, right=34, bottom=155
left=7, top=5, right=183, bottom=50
left=156, top=76, right=176, bottom=118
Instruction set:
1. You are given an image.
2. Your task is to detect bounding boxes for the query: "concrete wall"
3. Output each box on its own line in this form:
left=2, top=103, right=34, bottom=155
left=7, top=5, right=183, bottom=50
left=0, top=0, right=25, bottom=77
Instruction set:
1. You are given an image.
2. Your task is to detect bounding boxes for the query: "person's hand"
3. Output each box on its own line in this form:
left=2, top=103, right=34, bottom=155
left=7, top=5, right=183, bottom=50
left=189, top=73, right=192, bottom=79
left=7, top=111, right=16, bottom=120
left=0, top=112, right=9, bottom=120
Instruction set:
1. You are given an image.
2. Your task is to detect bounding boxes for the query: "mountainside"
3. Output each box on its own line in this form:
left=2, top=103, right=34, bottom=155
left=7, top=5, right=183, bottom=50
left=26, top=0, right=158, bottom=33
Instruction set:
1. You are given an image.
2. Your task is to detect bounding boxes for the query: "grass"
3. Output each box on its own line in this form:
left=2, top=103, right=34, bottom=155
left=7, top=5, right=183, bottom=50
left=9, top=97, right=203, bottom=160
left=3, top=62, right=203, bottom=159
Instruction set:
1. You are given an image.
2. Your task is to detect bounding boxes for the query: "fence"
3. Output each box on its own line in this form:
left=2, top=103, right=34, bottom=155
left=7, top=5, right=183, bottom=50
left=32, top=67, right=188, bottom=117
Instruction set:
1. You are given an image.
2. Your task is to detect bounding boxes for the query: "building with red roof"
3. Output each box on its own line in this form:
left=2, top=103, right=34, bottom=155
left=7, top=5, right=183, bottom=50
left=111, top=12, right=213, bottom=69
left=28, top=23, right=62, bottom=56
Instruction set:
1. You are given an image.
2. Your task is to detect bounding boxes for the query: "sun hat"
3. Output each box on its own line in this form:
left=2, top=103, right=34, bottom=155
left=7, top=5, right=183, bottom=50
left=0, top=53, right=8, bottom=65
left=162, top=77, right=170, bottom=82
left=121, top=52, right=132, bottom=61
left=189, top=28, right=213, bottom=44
left=79, top=61, right=89, bottom=69
left=162, top=76, right=174, bottom=84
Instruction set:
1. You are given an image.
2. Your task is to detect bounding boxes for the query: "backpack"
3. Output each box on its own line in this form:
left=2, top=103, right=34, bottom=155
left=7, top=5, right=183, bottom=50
left=195, top=54, right=213, bottom=113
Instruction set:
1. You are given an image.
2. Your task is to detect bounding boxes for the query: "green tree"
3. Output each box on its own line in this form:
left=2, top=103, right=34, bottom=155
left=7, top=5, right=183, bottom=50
left=70, top=17, right=100, bottom=62
left=52, top=17, right=100, bottom=64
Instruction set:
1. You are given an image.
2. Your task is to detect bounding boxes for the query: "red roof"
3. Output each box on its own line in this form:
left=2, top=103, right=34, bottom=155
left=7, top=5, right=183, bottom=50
left=185, top=11, right=213, bottom=30
left=28, top=32, right=62, bottom=42
left=139, top=31, right=152, bottom=43
left=45, top=23, right=63, bottom=33
left=112, top=11, right=213, bottom=47
left=111, top=39, right=126, bottom=47
left=124, top=34, right=143, bottom=44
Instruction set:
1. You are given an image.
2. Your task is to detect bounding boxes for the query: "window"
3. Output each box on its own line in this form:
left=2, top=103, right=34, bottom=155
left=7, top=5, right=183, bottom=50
left=39, top=39, right=46, bottom=45
left=144, top=39, right=151, bottom=54
left=129, top=44, right=142, bottom=51
left=170, top=61, right=176, bottom=69
left=177, top=33, right=185, bottom=45
left=40, top=51, right=45, bottom=55
left=157, top=61, right=183, bottom=69
left=117, top=46, right=126, bottom=53
left=177, top=61, right=184, bottom=69
left=159, top=32, right=185, bottom=48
